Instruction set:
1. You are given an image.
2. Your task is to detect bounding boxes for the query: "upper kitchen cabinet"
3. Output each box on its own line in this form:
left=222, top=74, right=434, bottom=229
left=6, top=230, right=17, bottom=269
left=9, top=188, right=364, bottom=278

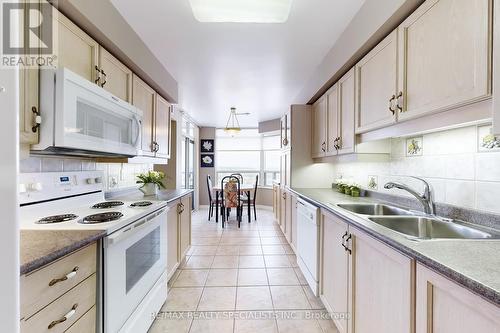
left=355, top=31, right=398, bottom=133
left=337, top=68, right=356, bottom=154
left=397, top=0, right=492, bottom=123
left=155, top=95, right=172, bottom=159
left=99, top=47, right=133, bottom=102
left=132, top=74, right=156, bottom=156
left=52, top=11, right=99, bottom=83
left=312, top=96, right=327, bottom=158
left=326, top=84, right=339, bottom=156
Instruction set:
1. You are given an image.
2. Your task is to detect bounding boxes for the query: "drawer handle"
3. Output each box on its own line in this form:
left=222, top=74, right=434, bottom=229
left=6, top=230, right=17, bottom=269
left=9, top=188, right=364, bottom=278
left=48, top=266, right=79, bottom=287
left=48, top=303, right=78, bottom=329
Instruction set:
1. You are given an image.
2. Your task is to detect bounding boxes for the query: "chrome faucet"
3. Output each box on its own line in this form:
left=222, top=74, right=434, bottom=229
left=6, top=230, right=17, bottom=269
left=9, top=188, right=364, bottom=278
left=384, top=177, right=435, bottom=215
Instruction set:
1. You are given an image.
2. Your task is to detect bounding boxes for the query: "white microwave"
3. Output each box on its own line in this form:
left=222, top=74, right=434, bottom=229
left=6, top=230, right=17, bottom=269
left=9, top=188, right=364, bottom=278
left=33, top=68, right=142, bottom=157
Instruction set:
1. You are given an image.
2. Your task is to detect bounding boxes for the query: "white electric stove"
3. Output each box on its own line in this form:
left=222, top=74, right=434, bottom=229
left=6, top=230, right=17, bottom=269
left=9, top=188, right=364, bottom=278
left=19, top=171, right=168, bottom=333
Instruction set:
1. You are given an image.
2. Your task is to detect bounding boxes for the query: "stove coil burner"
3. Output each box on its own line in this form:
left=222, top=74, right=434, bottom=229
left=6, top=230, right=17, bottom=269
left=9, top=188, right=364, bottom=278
left=92, top=201, right=124, bottom=209
left=36, top=214, right=78, bottom=224
left=80, top=212, right=124, bottom=224
left=130, top=201, right=153, bottom=207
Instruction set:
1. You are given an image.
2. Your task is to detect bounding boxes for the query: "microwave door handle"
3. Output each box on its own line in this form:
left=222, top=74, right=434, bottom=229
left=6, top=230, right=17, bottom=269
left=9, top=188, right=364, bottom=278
left=133, top=115, right=142, bottom=148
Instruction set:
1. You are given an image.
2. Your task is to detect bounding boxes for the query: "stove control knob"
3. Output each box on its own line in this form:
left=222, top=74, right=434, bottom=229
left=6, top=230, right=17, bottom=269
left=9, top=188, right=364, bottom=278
left=86, top=178, right=96, bottom=184
left=19, top=184, right=27, bottom=193
left=29, top=182, right=43, bottom=191
left=95, top=177, right=102, bottom=184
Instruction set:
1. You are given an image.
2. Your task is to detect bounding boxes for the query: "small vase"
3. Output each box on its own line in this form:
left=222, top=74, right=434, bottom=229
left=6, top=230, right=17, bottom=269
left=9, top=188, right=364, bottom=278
left=139, top=183, right=158, bottom=196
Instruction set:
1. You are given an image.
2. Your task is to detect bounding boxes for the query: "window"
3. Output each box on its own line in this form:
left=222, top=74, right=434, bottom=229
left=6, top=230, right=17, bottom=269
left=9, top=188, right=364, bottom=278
left=215, top=129, right=280, bottom=186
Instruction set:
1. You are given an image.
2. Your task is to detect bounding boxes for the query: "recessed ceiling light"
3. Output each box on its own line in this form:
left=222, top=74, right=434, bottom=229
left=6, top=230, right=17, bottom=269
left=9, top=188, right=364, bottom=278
left=188, top=0, right=293, bottom=23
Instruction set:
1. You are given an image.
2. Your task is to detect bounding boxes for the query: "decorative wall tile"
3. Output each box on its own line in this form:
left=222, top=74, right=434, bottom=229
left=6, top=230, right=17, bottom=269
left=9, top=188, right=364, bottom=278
left=41, top=158, right=63, bottom=172
left=63, top=159, right=82, bottom=172
left=406, top=137, right=423, bottom=157
left=478, top=125, right=500, bottom=151
left=19, top=157, right=41, bottom=173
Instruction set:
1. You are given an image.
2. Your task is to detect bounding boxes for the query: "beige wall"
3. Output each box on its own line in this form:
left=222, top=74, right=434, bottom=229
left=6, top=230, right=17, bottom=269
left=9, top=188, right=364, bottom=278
left=199, top=127, right=216, bottom=205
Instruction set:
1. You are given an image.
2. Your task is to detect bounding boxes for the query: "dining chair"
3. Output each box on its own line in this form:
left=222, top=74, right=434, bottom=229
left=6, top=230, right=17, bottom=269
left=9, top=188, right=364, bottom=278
left=206, top=175, right=222, bottom=221
left=221, top=175, right=243, bottom=228
left=241, top=175, right=259, bottom=221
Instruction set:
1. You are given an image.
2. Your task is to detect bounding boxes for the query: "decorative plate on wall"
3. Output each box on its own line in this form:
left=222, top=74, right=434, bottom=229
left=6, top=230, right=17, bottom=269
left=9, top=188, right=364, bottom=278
left=201, top=139, right=215, bottom=153
left=201, top=154, right=214, bottom=168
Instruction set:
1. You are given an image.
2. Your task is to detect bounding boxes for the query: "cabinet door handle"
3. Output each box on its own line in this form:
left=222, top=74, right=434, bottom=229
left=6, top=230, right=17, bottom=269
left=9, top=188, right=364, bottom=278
left=48, top=266, right=79, bottom=286
left=94, top=65, right=101, bottom=85
left=100, top=69, right=107, bottom=87
left=321, top=142, right=326, bottom=152
left=388, top=95, right=396, bottom=115
left=48, top=303, right=78, bottom=329
left=344, top=234, right=352, bottom=254
left=396, top=91, right=403, bottom=112
left=31, top=106, right=42, bottom=133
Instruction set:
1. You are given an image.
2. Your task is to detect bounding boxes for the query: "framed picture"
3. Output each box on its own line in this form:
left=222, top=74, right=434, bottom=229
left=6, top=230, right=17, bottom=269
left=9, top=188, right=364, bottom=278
left=201, top=139, right=215, bottom=153
left=201, top=154, right=214, bottom=168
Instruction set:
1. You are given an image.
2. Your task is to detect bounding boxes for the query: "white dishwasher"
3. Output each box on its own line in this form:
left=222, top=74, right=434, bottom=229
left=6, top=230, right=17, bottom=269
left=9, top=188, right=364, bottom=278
left=296, top=198, right=320, bottom=296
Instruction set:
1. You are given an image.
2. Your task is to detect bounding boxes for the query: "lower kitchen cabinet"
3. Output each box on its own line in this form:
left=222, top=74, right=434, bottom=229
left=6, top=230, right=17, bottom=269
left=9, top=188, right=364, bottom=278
left=320, top=210, right=350, bottom=333
left=179, top=195, right=192, bottom=260
left=284, top=190, right=293, bottom=243
left=290, top=193, right=298, bottom=250
left=279, top=188, right=287, bottom=233
left=20, top=243, right=97, bottom=333
left=272, top=184, right=279, bottom=221
left=416, top=264, right=500, bottom=333
left=166, top=200, right=180, bottom=280
left=351, top=226, right=414, bottom=333
left=319, top=210, right=414, bottom=333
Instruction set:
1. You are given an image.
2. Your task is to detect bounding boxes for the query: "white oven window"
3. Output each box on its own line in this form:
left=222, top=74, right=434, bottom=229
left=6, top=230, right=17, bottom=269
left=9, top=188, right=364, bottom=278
left=126, top=226, right=161, bottom=293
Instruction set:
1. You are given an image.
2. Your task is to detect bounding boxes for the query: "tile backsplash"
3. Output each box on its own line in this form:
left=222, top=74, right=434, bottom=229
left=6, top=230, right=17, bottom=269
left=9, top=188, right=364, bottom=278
left=20, top=156, right=152, bottom=191
left=333, top=124, right=500, bottom=215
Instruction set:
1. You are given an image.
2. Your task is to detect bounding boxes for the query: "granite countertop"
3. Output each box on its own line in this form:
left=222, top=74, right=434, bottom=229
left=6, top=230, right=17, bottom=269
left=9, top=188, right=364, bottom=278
left=20, top=230, right=105, bottom=275
left=290, top=187, right=500, bottom=307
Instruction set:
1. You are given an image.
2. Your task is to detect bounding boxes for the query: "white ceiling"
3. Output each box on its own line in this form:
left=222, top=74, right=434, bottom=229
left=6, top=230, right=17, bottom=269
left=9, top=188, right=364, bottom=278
left=111, top=0, right=365, bottom=127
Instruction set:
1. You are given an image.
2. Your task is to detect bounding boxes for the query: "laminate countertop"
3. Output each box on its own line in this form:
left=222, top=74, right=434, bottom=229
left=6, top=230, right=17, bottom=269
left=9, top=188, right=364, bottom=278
left=290, top=187, right=500, bottom=307
left=108, top=188, right=194, bottom=204
left=20, top=229, right=105, bottom=275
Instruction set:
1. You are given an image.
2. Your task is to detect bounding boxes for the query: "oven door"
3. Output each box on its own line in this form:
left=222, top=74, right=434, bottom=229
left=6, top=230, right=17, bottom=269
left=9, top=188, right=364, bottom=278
left=103, top=208, right=167, bottom=333
left=54, top=68, right=142, bottom=156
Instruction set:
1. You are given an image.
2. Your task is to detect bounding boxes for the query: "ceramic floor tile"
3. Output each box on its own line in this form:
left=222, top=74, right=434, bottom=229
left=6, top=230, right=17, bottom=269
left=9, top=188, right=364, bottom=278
left=261, top=237, right=285, bottom=245
left=239, top=256, right=266, bottom=268
left=267, top=268, right=300, bottom=286
left=205, top=269, right=238, bottom=287
left=189, top=318, right=234, bottom=333
left=173, top=270, right=209, bottom=287
left=237, top=268, right=268, bottom=286
left=239, top=245, right=263, bottom=255
left=161, top=287, right=203, bottom=311
left=287, top=255, right=298, bottom=268
left=184, top=256, right=214, bottom=269
left=212, top=255, right=239, bottom=268
left=216, top=245, right=240, bottom=255
left=234, top=317, right=278, bottom=333
left=264, top=255, right=292, bottom=268
left=302, top=286, right=325, bottom=310
left=275, top=311, right=323, bottom=333
left=197, top=287, right=237, bottom=311
left=262, top=245, right=286, bottom=255
left=148, top=314, right=192, bottom=333
left=191, top=237, right=221, bottom=246
left=236, top=286, right=273, bottom=310
left=191, top=245, right=219, bottom=255
left=294, top=268, right=308, bottom=285
left=271, top=286, right=311, bottom=310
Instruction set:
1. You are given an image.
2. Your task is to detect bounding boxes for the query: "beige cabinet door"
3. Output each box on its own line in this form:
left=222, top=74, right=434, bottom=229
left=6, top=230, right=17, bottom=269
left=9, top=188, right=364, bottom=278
left=155, top=95, right=172, bottom=159
left=166, top=201, right=179, bottom=280
left=52, top=11, right=99, bottom=82
left=350, top=227, right=414, bottom=333
left=338, top=68, right=356, bottom=155
left=280, top=151, right=290, bottom=187
left=355, top=30, right=398, bottom=133
left=132, top=74, right=156, bottom=156
left=290, top=194, right=298, bottom=249
left=397, top=0, right=491, bottom=122
left=284, top=190, right=292, bottom=242
left=99, top=47, right=132, bottom=102
left=326, top=85, right=339, bottom=156
left=279, top=189, right=287, bottom=231
left=272, top=185, right=279, bottom=221
left=312, top=96, right=327, bottom=158
left=179, top=196, right=192, bottom=261
left=320, top=211, right=349, bottom=333
left=416, top=264, right=500, bottom=333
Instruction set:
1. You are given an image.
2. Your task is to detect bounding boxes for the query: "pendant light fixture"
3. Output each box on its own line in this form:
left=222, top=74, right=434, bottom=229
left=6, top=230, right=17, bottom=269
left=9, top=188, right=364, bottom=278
left=224, top=107, right=249, bottom=135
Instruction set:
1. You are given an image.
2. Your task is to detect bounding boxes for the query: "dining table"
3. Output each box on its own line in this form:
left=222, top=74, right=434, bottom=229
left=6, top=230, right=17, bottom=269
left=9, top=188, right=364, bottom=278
left=212, top=184, right=254, bottom=223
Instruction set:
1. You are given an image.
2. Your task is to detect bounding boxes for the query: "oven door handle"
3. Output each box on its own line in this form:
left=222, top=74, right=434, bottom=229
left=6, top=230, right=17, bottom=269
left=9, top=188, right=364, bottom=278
left=105, top=208, right=167, bottom=247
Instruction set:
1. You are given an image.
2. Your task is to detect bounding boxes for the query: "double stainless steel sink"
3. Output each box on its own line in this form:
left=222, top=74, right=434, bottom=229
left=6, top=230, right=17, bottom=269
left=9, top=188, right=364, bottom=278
left=336, top=203, right=500, bottom=240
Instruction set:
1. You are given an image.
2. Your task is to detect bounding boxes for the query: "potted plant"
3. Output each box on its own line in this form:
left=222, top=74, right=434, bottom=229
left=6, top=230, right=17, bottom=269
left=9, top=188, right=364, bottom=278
left=336, top=179, right=346, bottom=193
left=350, top=184, right=361, bottom=197
left=136, top=171, right=165, bottom=196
